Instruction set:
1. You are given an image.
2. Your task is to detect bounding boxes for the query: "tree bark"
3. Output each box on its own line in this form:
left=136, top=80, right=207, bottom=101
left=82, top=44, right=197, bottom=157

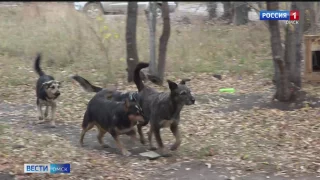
left=290, top=2, right=305, bottom=88
left=233, top=2, right=249, bottom=25
left=303, top=2, right=316, bottom=34
left=146, top=2, right=158, bottom=77
left=317, top=2, right=320, bottom=25
left=126, top=2, right=139, bottom=82
left=157, top=2, right=170, bottom=85
left=207, top=2, right=217, bottom=20
left=221, top=2, right=233, bottom=23
left=267, top=2, right=291, bottom=101
left=257, top=2, right=263, bottom=9
left=267, top=2, right=305, bottom=102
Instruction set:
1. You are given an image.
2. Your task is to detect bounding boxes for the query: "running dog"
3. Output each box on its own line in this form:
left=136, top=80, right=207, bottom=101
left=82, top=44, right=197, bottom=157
left=80, top=89, right=144, bottom=156
left=133, top=63, right=195, bottom=156
left=71, top=75, right=149, bottom=144
left=34, top=53, right=61, bottom=128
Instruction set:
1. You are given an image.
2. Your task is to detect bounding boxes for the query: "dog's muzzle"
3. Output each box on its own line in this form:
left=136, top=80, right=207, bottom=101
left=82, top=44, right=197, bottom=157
left=187, top=97, right=195, bottom=105
left=54, top=92, right=61, bottom=97
left=191, top=97, right=195, bottom=104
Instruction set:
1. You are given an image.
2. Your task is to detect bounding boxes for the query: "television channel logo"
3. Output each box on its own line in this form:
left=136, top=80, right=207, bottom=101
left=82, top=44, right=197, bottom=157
left=24, top=164, right=71, bottom=174
left=260, top=10, right=299, bottom=24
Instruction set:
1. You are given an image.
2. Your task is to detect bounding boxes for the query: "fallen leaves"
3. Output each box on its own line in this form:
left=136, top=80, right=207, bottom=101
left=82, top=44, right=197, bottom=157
left=0, top=54, right=320, bottom=178
left=0, top=124, right=153, bottom=179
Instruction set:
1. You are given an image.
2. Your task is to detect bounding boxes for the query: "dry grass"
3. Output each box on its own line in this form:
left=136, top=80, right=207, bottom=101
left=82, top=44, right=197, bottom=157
left=2, top=2, right=319, bottom=178
left=0, top=3, right=272, bottom=87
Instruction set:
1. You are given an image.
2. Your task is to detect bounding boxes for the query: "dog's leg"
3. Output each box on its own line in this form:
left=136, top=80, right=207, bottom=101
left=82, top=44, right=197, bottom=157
left=148, top=126, right=157, bottom=150
left=37, top=104, right=44, bottom=121
left=169, top=123, right=181, bottom=151
left=154, top=125, right=171, bottom=157
left=80, top=122, right=94, bottom=146
left=44, top=106, right=49, bottom=118
left=111, top=133, right=131, bottom=156
left=126, top=129, right=139, bottom=145
left=97, top=126, right=109, bottom=148
left=49, top=102, right=57, bottom=128
left=137, top=124, right=146, bottom=145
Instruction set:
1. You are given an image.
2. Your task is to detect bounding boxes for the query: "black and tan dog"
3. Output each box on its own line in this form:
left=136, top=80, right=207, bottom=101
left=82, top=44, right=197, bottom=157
left=34, top=53, right=61, bottom=127
left=134, top=63, right=195, bottom=156
left=80, top=89, right=144, bottom=156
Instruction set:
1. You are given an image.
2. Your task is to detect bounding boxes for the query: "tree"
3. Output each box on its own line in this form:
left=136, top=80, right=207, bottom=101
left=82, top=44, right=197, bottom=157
left=221, top=2, right=233, bottom=23
left=233, top=2, right=250, bottom=25
left=126, top=2, right=139, bottom=82
left=304, top=2, right=316, bottom=34
left=146, top=2, right=158, bottom=78
left=207, top=2, right=217, bottom=20
left=144, top=2, right=171, bottom=85
left=157, top=2, right=171, bottom=84
left=257, top=2, right=263, bottom=9
left=267, top=2, right=305, bottom=102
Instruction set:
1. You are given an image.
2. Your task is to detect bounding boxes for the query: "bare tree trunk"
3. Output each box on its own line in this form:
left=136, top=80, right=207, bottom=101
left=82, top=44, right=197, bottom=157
left=207, top=2, right=217, bottom=20
left=257, top=2, right=263, bottom=9
left=317, top=2, right=320, bottom=25
left=126, top=2, right=139, bottom=82
left=146, top=2, right=158, bottom=77
left=304, top=2, right=316, bottom=34
left=233, top=2, right=250, bottom=25
left=291, top=2, right=305, bottom=88
left=285, top=2, right=291, bottom=10
left=157, top=2, right=171, bottom=85
left=267, top=2, right=291, bottom=101
left=221, top=2, right=233, bottom=23
left=267, top=2, right=304, bottom=102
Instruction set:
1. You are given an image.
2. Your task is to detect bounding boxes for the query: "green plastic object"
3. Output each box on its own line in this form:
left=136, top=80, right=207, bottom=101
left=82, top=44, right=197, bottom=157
left=219, top=88, right=235, bottom=93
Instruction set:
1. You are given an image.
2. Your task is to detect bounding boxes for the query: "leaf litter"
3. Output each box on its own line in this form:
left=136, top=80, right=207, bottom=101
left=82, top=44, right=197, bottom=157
left=0, top=58, right=320, bottom=178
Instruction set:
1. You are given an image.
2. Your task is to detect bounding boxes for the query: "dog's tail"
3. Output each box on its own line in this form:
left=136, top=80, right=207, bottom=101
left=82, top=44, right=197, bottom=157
left=134, top=62, right=149, bottom=92
left=71, top=75, right=103, bottom=93
left=34, top=53, right=45, bottom=76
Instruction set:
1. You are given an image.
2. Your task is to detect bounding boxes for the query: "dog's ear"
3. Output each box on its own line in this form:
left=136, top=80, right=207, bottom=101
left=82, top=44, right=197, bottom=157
left=167, top=80, right=178, bottom=91
left=58, top=81, right=63, bottom=87
left=124, top=99, right=130, bottom=112
left=41, top=82, right=50, bottom=89
left=180, top=78, right=191, bottom=85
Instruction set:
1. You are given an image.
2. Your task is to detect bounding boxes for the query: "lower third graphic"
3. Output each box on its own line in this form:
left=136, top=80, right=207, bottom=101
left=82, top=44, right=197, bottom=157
left=24, top=164, right=71, bottom=174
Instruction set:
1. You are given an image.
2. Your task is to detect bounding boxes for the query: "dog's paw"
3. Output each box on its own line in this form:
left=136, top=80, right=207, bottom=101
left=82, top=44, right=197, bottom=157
left=149, top=146, right=157, bottom=151
left=36, top=120, right=45, bottom=124
left=122, top=150, right=132, bottom=156
left=49, top=121, right=56, bottom=128
left=161, top=153, right=172, bottom=157
left=170, top=143, right=180, bottom=151
left=140, top=139, right=146, bottom=145
left=48, top=124, right=56, bottom=128
left=101, top=144, right=109, bottom=148
left=159, top=147, right=172, bottom=157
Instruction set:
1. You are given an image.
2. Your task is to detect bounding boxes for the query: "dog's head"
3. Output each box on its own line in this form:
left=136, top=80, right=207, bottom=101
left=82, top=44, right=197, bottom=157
left=167, top=79, right=195, bottom=105
left=123, top=99, right=145, bottom=123
left=41, top=80, right=62, bottom=99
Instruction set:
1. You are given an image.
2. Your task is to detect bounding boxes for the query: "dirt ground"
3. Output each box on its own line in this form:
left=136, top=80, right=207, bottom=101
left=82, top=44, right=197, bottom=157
left=1, top=90, right=320, bottom=179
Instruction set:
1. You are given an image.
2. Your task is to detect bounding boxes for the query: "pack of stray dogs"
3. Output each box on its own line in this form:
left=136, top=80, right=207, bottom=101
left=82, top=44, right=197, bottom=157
left=34, top=53, right=195, bottom=157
